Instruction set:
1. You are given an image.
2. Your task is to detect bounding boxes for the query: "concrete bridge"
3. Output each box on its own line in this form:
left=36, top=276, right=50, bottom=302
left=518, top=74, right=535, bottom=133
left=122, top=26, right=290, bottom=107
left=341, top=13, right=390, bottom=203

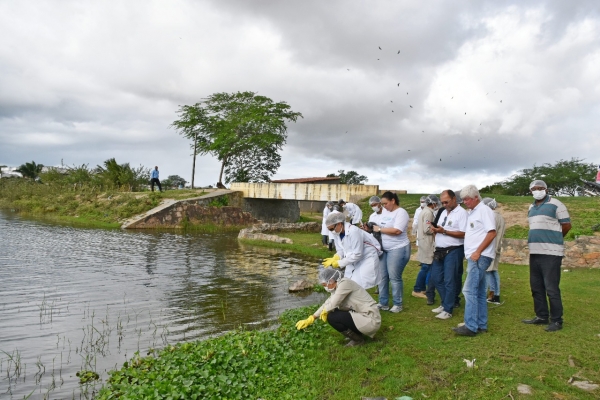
left=122, top=183, right=379, bottom=228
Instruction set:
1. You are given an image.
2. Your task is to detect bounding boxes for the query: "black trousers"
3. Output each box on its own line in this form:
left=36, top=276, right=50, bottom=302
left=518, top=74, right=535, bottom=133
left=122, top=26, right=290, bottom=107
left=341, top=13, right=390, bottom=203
left=150, top=178, right=162, bottom=192
left=529, top=254, right=563, bottom=323
left=327, top=309, right=360, bottom=335
left=322, top=235, right=329, bottom=245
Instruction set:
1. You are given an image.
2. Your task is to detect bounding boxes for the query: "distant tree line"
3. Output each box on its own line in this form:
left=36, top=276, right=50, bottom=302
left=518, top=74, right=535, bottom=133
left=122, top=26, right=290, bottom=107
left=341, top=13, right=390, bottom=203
left=327, top=170, right=368, bottom=185
left=8, top=159, right=185, bottom=192
left=481, top=158, right=597, bottom=196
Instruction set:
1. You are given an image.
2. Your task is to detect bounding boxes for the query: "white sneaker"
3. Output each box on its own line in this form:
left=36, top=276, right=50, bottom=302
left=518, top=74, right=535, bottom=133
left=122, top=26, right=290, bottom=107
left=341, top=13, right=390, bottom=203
left=431, top=306, right=444, bottom=313
left=377, top=304, right=389, bottom=311
left=435, top=311, right=452, bottom=320
left=390, top=305, right=403, bottom=313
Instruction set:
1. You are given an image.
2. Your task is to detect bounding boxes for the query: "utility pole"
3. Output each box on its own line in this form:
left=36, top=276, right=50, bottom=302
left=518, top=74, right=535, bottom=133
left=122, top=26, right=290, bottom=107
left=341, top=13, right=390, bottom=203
left=190, top=130, right=198, bottom=189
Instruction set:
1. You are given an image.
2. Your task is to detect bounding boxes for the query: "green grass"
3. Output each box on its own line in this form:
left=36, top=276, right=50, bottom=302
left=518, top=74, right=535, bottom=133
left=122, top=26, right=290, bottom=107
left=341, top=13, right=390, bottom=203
left=0, top=179, right=208, bottom=228
left=98, top=261, right=600, bottom=399
left=240, top=232, right=334, bottom=259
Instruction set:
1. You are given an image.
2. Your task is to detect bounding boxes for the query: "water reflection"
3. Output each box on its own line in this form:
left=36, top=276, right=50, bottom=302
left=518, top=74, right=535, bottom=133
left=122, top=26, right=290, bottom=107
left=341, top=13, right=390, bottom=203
left=0, top=211, right=325, bottom=399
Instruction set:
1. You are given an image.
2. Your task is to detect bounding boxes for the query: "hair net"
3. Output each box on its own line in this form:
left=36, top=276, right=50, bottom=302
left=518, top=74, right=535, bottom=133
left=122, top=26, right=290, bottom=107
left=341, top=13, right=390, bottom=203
left=529, top=180, right=547, bottom=189
left=338, top=199, right=346, bottom=205
left=420, top=196, right=427, bottom=202
left=482, top=197, right=498, bottom=210
left=425, top=194, right=440, bottom=206
left=326, top=201, right=334, bottom=207
left=369, top=196, right=381, bottom=204
left=318, top=268, right=343, bottom=283
left=325, top=211, right=346, bottom=226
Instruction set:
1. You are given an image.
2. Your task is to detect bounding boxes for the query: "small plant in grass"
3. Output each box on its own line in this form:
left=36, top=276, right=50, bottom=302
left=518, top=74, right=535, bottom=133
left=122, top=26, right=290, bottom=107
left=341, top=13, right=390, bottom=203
left=208, top=196, right=229, bottom=207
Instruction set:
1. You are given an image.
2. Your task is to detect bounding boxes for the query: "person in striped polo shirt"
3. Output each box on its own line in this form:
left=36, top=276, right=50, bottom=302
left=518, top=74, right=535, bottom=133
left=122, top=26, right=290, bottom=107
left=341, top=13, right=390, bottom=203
left=522, top=179, right=572, bottom=332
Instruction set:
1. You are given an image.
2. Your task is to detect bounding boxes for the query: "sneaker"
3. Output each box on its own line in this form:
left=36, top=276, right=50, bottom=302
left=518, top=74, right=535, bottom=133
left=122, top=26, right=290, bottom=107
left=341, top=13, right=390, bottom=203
left=487, top=295, right=501, bottom=305
left=411, top=291, right=427, bottom=299
left=545, top=322, right=563, bottom=332
left=431, top=305, right=444, bottom=313
left=452, top=325, right=476, bottom=336
left=377, top=304, right=389, bottom=311
left=390, top=305, right=403, bottom=313
left=436, top=311, right=452, bottom=320
left=522, top=316, right=549, bottom=325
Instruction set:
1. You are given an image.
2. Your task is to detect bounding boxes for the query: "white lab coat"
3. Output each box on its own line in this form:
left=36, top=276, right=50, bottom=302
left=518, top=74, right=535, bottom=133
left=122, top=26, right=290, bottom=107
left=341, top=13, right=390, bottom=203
left=344, top=202, right=363, bottom=225
left=332, top=223, right=382, bottom=289
left=321, top=206, right=331, bottom=236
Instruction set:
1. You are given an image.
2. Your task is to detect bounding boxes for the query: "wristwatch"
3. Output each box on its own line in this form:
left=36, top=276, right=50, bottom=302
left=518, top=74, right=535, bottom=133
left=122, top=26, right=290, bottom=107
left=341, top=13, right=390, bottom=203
left=442, top=229, right=446, bottom=235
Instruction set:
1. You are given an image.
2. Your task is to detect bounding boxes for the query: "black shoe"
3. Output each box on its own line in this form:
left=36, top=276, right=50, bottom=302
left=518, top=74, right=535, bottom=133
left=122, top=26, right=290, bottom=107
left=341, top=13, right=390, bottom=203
left=452, top=325, right=476, bottom=337
left=522, top=316, right=549, bottom=325
left=427, top=298, right=434, bottom=305
left=545, top=322, right=563, bottom=332
left=477, top=328, right=488, bottom=334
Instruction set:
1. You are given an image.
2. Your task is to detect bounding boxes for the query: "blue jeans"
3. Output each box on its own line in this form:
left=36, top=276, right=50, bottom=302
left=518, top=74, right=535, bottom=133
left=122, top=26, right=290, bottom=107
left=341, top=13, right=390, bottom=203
left=414, top=263, right=431, bottom=292
left=463, top=256, right=493, bottom=332
left=431, top=246, right=464, bottom=314
left=486, top=271, right=500, bottom=295
left=378, top=244, right=411, bottom=307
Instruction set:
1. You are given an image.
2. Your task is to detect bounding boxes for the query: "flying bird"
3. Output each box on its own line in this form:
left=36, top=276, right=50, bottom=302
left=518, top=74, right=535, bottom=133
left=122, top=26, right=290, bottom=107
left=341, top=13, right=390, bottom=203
left=397, top=83, right=400, bottom=86
left=378, top=46, right=382, bottom=50
left=407, top=92, right=408, bottom=95
left=440, top=158, right=442, bottom=161
left=451, top=97, right=453, bottom=99
left=397, top=50, right=400, bottom=54
left=390, top=100, right=393, bottom=103
left=500, top=100, right=503, bottom=103
left=347, top=69, right=350, bottom=71
left=410, top=105, right=413, bottom=108
left=465, top=112, right=466, bottom=115
left=392, top=110, right=394, bottom=112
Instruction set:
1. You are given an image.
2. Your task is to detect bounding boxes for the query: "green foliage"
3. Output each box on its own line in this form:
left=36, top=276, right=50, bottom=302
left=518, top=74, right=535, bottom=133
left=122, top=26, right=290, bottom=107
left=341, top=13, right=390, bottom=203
left=95, top=158, right=150, bottom=191
left=481, top=158, right=597, bottom=196
left=208, top=196, right=229, bottom=207
left=98, top=306, right=326, bottom=399
left=76, top=370, right=100, bottom=384
left=162, top=174, right=188, bottom=189
left=16, top=161, right=44, bottom=180
left=327, top=170, right=368, bottom=185
left=171, top=91, right=302, bottom=185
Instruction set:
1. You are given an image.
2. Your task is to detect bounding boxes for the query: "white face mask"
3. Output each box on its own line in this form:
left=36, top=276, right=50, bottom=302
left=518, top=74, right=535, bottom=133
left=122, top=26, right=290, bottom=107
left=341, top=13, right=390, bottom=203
left=532, top=190, right=546, bottom=200
left=371, top=205, right=381, bottom=212
left=420, top=202, right=426, bottom=208
left=330, top=223, right=341, bottom=237
left=325, top=287, right=336, bottom=293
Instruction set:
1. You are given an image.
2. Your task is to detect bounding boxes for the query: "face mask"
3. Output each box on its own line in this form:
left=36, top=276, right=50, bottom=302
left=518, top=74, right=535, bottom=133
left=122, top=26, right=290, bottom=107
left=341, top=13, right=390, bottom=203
left=330, top=223, right=341, bottom=237
left=532, top=190, right=546, bottom=200
left=325, top=287, right=336, bottom=293
left=371, top=206, right=381, bottom=212
left=420, top=202, right=426, bottom=208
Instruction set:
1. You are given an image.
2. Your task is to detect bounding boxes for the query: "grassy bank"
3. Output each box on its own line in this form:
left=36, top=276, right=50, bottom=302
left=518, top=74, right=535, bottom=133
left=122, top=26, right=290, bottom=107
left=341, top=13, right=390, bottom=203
left=98, top=260, right=600, bottom=399
left=240, top=232, right=334, bottom=259
left=0, top=178, right=208, bottom=228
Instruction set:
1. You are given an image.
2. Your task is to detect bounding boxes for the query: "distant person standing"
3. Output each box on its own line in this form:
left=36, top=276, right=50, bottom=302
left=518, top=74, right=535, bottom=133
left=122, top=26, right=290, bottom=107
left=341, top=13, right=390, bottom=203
left=338, top=199, right=363, bottom=226
left=150, top=166, right=162, bottom=192
left=321, top=201, right=334, bottom=247
left=522, top=180, right=571, bottom=332
left=596, top=165, right=600, bottom=183
left=412, top=196, right=427, bottom=241
left=482, top=198, right=506, bottom=304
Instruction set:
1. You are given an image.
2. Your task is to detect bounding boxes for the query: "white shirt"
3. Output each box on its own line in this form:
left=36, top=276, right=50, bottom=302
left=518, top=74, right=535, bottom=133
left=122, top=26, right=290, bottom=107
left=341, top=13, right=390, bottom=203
left=321, top=206, right=331, bottom=235
left=464, top=202, right=497, bottom=259
left=412, top=206, right=423, bottom=229
left=378, top=207, right=410, bottom=250
left=344, top=202, right=363, bottom=224
left=434, top=206, right=468, bottom=248
left=368, top=210, right=384, bottom=226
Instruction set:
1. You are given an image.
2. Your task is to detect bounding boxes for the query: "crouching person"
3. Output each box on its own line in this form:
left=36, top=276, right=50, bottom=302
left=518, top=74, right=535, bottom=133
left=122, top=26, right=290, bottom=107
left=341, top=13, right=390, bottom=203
left=295, top=269, right=381, bottom=347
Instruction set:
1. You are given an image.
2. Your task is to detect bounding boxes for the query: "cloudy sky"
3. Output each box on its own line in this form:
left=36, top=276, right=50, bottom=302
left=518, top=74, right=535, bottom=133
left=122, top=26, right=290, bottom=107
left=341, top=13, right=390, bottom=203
left=1, top=0, right=599, bottom=192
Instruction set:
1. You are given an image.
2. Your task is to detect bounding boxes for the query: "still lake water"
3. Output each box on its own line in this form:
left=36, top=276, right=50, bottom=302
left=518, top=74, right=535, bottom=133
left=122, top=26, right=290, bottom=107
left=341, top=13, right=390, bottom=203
left=0, top=211, right=325, bottom=399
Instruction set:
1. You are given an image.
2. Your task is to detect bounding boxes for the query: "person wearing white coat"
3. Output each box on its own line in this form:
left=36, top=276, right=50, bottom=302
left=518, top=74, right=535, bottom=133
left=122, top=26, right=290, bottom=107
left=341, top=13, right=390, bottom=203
left=322, top=212, right=382, bottom=290
left=321, top=201, right=334, bottom=246
left=338, top=199, right=363, bottom=226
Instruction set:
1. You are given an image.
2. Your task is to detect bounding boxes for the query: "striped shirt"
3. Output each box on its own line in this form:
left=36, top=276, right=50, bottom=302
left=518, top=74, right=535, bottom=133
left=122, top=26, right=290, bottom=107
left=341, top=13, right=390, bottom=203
left=527, top=196, right=570, bottom=256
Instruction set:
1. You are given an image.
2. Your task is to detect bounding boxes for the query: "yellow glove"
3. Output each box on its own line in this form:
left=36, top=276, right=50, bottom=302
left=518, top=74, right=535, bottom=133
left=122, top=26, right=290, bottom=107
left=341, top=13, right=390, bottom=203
left=295, top=315, right=315, bottom=330
left=322, top=254, right=341, bottom=268
left=320, top=309, right=328, bottom=322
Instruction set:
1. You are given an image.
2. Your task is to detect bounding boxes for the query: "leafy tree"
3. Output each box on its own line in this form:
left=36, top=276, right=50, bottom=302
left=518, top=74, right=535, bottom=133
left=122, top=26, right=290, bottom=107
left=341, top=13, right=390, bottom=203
left=327, top=170, right=368, bottom=185
left=162, top=175, right=188, bottom=189
left=482, top=158, right=596, bottom=196
left=171, top=91, right=302, bottom=187
left=16, top=161, right=44, bottom=180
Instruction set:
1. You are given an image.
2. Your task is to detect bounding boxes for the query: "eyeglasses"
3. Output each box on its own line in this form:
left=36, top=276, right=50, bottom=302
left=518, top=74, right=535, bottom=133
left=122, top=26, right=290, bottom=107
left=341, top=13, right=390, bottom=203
left=327, top=224, right=337, bottom=231
left=441, top=216, right=448, bottom=227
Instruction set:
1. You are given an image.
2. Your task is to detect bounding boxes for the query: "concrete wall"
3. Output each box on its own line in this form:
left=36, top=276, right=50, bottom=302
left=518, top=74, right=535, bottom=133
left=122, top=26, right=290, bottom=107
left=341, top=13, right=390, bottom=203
left=500, top=236, right=600, bottom=268
left=230, top=182, right=378, bottom=203
left=298, top=200, right=327, bottom=213
left=241, top=198, right=300, bottom=223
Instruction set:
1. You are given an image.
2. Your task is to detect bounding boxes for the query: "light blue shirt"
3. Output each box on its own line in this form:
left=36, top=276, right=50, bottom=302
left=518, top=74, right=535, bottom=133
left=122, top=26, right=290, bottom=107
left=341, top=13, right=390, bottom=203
left=151, top=169, right=159, bottom=179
